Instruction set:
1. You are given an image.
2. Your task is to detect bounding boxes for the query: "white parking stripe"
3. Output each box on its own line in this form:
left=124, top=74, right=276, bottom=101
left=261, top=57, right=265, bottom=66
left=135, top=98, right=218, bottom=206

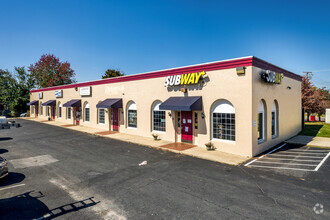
left=248, top=165, right=315, bottom=171
left=262, top=158, right=322, bottom=162
left=283, top=149, right=329, bottom=153
left=244, top=143, right=287, bottom=167
left=253, top=161, right=318, bottom=166
left=266, top=155, right=324, bottom=158
left=0, top=183, right=25, bottom=191
left=244, top=143, right=330, bottom=172
left=275, top=151, right=327, bottom=155
left=314, top=152, right=330, bottom=171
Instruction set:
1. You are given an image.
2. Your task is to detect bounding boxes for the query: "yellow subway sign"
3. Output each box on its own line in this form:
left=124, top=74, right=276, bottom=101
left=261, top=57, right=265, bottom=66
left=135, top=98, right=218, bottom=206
left=164, top=71, right=206, bottom=87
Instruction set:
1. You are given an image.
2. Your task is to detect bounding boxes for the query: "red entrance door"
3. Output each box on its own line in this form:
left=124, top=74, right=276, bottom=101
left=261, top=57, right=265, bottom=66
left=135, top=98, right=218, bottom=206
left=181, top=111, right=193, bottom=143
left=52, top=106, right=55, bottom=119
left=75, top=107, right=80, bottom=125
left=112, top=108, right=119, bottom=131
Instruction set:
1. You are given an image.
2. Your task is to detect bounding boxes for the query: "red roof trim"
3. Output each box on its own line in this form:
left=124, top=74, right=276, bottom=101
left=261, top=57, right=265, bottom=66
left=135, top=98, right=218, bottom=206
left=30, top=56, right=301, bottom=93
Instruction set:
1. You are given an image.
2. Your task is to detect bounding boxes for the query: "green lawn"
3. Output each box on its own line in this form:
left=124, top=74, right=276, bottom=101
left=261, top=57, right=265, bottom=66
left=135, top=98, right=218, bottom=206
left=300, top=122, right=330, bottom=138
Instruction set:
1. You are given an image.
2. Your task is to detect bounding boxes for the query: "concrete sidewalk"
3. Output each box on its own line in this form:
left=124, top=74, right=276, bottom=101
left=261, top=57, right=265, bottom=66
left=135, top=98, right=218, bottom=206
left=285, top=135, right=330, bottom=148
left=22, top=117, right=249, bottom=165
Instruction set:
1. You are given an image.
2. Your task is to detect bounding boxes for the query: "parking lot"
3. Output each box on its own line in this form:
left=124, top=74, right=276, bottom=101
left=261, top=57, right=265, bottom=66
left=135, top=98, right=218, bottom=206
left=245, top=143, right=330, bottom=172
left=1, top=119, right=329, bottom=219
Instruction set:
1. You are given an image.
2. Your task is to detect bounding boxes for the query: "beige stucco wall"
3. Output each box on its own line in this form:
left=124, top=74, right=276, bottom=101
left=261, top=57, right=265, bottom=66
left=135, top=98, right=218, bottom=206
left=251, top=66, right=302, bottom=156
left=30, top=65, right=301, bottom=157
left=30, top=67, right=254, bottom=156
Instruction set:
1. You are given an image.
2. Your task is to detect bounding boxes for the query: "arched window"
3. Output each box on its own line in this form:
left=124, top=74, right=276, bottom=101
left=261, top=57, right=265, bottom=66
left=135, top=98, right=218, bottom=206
left=212, top=100, right=235, bottom=141
left=258, top=100, right=266, bottom=142
left=127, top=101, right=137, bottom=128
left=272, top=100, right=278, bottom=138
left=84, top=102, right=90, bottom=122
left=67, top=107, right=72, bottom=120
left=58, top=102, right=62, bottom=118
left=40, top=102, right=43, bottom=115
left=152, top=101, right=165, bottom=132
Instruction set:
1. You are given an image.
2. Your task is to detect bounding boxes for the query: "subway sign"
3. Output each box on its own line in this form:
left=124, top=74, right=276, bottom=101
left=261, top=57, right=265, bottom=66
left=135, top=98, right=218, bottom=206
left=261, top=70, right=284, bottom=84
left=164, top=71, right=206, bottom=87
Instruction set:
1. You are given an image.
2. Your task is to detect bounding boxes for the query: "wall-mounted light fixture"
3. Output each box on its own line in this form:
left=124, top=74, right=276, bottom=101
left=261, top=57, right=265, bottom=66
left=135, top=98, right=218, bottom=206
left=75, top=87, right=78, bottom=91
left=287, top=86, right=292, bottom=90
left=201, top=112, right=205, bottom=119
left=181, top=88, right=187, bottom=93
left=168, top=112, right=172, bottom=117
left=236, top=66, right=246, bottom=75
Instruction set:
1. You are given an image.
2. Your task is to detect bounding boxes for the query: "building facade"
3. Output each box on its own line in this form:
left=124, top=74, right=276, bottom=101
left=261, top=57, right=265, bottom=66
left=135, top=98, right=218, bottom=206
left=28, top=56, right=302, bottom=157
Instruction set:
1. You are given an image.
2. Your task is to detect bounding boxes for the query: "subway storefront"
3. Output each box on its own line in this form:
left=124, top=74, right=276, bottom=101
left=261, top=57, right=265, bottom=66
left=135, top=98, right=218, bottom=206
left=29, top=56, right=302, bottom=157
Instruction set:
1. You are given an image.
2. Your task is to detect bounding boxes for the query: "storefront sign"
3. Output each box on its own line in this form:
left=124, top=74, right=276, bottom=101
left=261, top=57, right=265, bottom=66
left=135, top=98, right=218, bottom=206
left=80, top=87, right=91, bottom=96
left=38, top=92, right=43, bottom=99
left=261, top=70, right=284, bottom=84
left=55, top=90, right=62, bottom=98
left=164, top=71, right=206, bottom=87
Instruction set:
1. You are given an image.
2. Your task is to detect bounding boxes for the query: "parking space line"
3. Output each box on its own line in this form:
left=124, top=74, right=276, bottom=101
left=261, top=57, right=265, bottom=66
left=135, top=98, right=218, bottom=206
left=253, top=161, right=318, bottom=166
left=275, top=151, right=327, bottom=155
left=314, top=152, right=330, bottom=171
left=248, top=165, right=315, bottom=171
left=0, top=183, right=25, bottom=191
left=266, top=155, right=324, bottom=158
left=282, top=149, right=329, bottom=153
left=262, top=158, right=322, bottom=162
left=244, top=143, right=287, bottom=167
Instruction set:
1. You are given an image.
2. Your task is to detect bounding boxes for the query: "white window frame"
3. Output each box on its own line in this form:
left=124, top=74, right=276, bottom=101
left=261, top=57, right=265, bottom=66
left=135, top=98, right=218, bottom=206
left=271, top=101, right=278, bottom=138
left=152, top=101, right=166, bottom=133
left=211, top=100, right=236, bottom=142
left=258, top=101, right=265, bottom=143
left=84, top=102, right=90, bottom=122
left=127, top=102, right=137, bottom=129
left=58, top=102, right=62, bottom=118
left=67, top=107, right=72, bottom=120
left=98, top=108, right=105, bottom=124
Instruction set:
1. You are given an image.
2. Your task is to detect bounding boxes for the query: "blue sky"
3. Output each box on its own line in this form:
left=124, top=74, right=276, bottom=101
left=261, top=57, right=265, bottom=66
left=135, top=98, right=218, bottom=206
left=0, top=0, right=329, bottom=89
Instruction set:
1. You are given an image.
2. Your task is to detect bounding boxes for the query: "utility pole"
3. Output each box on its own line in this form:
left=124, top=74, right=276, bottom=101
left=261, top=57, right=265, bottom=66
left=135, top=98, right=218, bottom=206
left=303, top=71, right=312, bottom=79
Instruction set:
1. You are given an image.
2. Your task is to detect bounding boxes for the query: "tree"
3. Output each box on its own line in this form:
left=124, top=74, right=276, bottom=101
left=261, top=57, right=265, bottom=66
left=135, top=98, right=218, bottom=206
left=28, top=54, right=76, bottom=88
left=314, top=87, right=329, bottom=121
left=0, top=67, right=35, bottom=116
left=102, top=68, right=124, bottom=79
left=301, top=75, right=316, bottom=121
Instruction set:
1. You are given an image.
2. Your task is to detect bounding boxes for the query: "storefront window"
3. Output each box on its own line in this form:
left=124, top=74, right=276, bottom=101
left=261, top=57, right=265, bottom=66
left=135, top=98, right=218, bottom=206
left=98, top=108, right=105, bottom=124
left=212, top=100, right=235, bottom=141
left=46, top=106, right=50, bottom=116
left=152, top=101, right=165, bottom=132
left=31, top=106, right=34, bottom=114
left=258, top=100, right=266, bottom=142
left=194, top=112, right=198, bottom=129
left=58, top=102, right=62, bottom=118
left=67, top=107, right=71, bottom=120
left=40, top=102, right=43, bottom=115
left=272, top=100, right=278, bottom=138
left=127, top=102, right=137, bottom=128
left=178, top=112, right=181, bottom=128
left=84, top=102, right=90, bottom=122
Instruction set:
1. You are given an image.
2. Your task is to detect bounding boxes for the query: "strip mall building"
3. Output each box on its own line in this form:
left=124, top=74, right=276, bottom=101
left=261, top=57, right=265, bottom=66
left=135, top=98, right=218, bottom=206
left=28, top=56, right=302, bottom=157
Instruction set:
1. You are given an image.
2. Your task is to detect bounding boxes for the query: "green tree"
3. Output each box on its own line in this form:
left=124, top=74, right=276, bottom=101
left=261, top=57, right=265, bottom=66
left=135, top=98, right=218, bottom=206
left=0, top=67, right=35, bottom=116
left=28, top=54, right=76, bottom=88
left=102, top=68, right=124, bottom=79
left=301, top=75, right=316, bottom=121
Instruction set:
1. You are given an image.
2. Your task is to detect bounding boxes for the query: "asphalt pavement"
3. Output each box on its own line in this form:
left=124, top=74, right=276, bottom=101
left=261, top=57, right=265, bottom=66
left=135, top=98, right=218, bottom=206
left=0, top=119, right=329, bottom=219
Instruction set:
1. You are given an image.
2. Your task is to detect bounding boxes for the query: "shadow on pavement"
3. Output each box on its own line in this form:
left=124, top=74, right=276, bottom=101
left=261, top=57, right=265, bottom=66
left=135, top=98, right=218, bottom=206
left=0, top=191, right=99, bottom=219
left=0, top=137, right=13, bottom=141
left=0, top=191, right=48, bottom=219
left=0, top=172, right=25, bottom=187
left=0, top=149, right=8, bottom=154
